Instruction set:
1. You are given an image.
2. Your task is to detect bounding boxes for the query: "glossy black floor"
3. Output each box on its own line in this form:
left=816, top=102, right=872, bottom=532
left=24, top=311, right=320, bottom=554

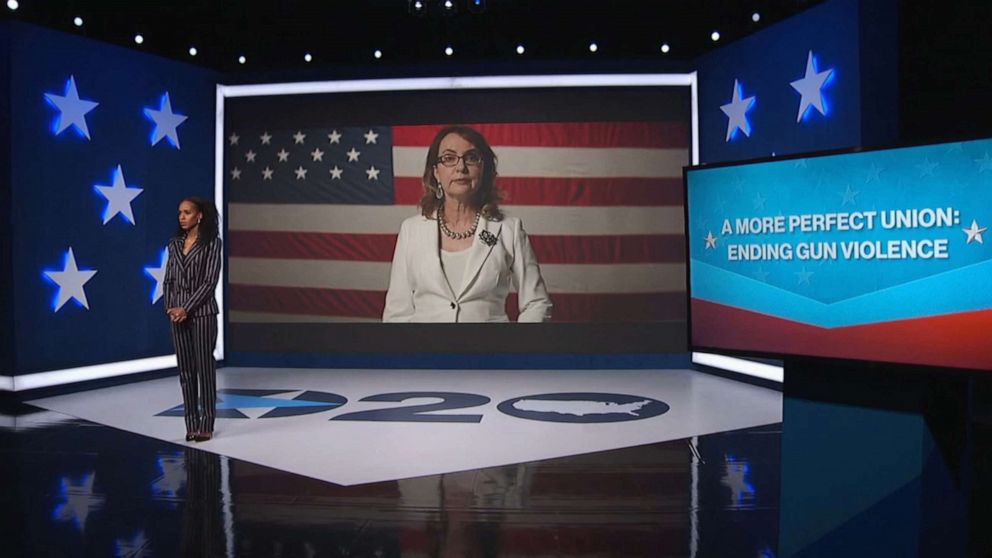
left=0, top=398, right=780, bottom=558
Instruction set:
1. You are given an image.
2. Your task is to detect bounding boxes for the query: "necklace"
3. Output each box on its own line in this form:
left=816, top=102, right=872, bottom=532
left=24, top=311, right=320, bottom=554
left=438, top=207, right=480, bottom=240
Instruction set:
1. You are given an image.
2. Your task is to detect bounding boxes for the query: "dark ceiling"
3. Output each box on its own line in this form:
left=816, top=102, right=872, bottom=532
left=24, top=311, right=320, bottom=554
left=2, top=1, right=824, bottom=72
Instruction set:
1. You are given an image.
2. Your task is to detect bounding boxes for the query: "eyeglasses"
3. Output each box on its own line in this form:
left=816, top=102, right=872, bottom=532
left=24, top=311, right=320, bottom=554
left=436, top=152, right=483, bottom=167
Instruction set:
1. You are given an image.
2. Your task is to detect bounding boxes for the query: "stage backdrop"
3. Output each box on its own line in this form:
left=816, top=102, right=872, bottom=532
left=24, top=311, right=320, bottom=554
left=4, top=22, right=218, bottom=376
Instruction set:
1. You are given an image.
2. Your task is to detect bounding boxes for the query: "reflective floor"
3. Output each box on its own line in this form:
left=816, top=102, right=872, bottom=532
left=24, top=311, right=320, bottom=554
left=0, top=399, right=781, bottom=557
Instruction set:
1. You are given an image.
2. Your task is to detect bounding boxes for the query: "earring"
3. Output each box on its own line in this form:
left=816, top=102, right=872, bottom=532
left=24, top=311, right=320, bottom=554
left=435, top=185, right=444, bottom=200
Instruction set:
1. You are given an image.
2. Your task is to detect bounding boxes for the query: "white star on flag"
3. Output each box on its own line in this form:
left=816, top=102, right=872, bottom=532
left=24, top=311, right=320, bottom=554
left=245, top=150, right=256, bottom=162
left=704, top=231, right=718, bottom=249
left=262, top=167, right=274, bottom=180
left=260, top=131, right=272, bottom=145
left=790, top=50, right=834, bottom=122
left=310, top=148, right=324, bottom=162
left=366, top=165, right=381, bottom=180
left=228, top=133, right=239, bottom=145
left=963, top=220, right=987, bottom=244
left=44, top=75, right=99, bottom=140
left=45, top=248, right=98, bottom=311
left=144, top=92, right=188, bottom=148
left=294, top=166, right=308, bottom=180
left=277, top=149, right=290, bottom=162
left=330, top=165, right=343, bottom=180
left=328, top=130, right=342, bottom=144
left=346, top=147, right=361, bottom=162
left=293, top=131, right=306, bottom=144
left=720, top=79, right=756, bottom=141
left=144, top=248, right=168, bottom=304
left=364, top=129, right=379, bottom=144
left=230, top=167, right=242, bottom=180
left=94, top=165, right=143, bottom=225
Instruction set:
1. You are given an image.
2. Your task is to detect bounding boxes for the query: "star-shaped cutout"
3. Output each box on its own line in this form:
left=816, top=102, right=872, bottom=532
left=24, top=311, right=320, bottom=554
left=752, top=192, right=767, bottom=210
left=262, top=167, right=274, bottom=180
left=364, top=129, right=379, bottom=144
left=260, top=131, right=272, bottom=145
left=366, top=165, right=381, bottom=180
left=704, top=231, right=718, bottom=249
left=245, top=150, right=257, bottom=163
left=794, top=267, right=814, bottom=285
left=144, top=248, right=168, bottom=304
left=44, top=75, right=99, bottom=139
left=839, top=184, right=859, bottom=206
left=294, top=166, right=308, bottom=180
left=963, top=219, right=987, bottom=244
left=54, top=473, right=104, bottom=531
left=293, top=131, right=306, bottom=144
left=311, top=148, right=324, bottom=162
left=277, top=149, right=290, bottom=162
left=228, top=133, right=240, bottom=146
left=45, top=248, right=98, bottom=311
left=916, top=157, right=938, bottom=177
left=143, top=92, right=188, bottom=148
left=346, top=147, right=361, bottom=162
left=720, top=79, right=756, bottom=141
left=330, top=166, right=343, bottom=180
left=328, top=130, right=342, bottom=144
left=230, top=167, right=242, bottom=180
left=974, top=152, right=992, bottom=173
left=790, top=50, right=834, bottom=122
left=94, top=165, right=143, bottom=225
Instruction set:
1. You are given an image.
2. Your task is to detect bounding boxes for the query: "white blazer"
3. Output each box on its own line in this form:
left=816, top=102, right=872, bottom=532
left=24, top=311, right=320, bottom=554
left=383, top=213, right=552, bottom=322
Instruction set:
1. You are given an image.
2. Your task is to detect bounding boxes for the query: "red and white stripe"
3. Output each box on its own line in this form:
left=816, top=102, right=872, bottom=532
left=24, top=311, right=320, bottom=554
left=229, top=122, right=689, bottom=322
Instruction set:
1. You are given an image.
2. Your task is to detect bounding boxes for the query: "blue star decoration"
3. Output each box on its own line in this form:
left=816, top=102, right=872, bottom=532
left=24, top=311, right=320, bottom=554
left=790, top=50, right=835, bottom=122
left=156, top=389, right=345, bottom=419
left=144, top=248, right=168, bottom=304
left=720, top=79, right=756, bottom=142
left=94, top=165, right=144, bottom=225
left=44, top=247, right=98, bottom=312
left=44, top=75, right=99, bottom=140
left=143, top=92, right=188, bottom=149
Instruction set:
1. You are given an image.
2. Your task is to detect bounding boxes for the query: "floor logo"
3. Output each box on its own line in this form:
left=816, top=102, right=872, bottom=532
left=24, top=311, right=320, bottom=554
left=156, top=389, right=346, bottom=419
left=497, top=392, right=670, bottom=423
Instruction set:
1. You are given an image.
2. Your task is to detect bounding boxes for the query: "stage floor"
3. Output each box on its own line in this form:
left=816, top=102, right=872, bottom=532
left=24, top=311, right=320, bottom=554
left=4, top=367, right=783, bottom=557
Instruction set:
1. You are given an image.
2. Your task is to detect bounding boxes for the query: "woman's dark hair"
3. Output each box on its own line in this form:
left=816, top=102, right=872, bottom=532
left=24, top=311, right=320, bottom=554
left=175, top=196, right=220, bottom=243
left=419, top=125, right=503, bottom=221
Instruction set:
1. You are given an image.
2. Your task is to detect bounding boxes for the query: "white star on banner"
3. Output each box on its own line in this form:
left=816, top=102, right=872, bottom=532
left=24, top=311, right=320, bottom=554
left=793, top=159, right=808, bottom=169
left=94, top=165, right=143, bottom=225
left=795, top=267, right=814, bottom=285
left=293, top=131, right=306, bottom=144
left=228, top=133, right=239, bottom=146
left=44, top=75, right=99, bottom=139
left=974, top=152, right=992, bottom=173
left=346, top=147, right=361, bottom=162
left=144, top=92, right=188, bottom=148
left=753, top=268, right=770, bottom=282
left=294, top=166, right=308, bottom=180
left=366, top=165, right=381, bottom=180
left=311, top=148, right=324, bottom=162
left=916, top=158, right=938, bottom=177
left=752, top=192, right=767, bottom=210
left=330, top=166, right=343, bottom=180
left=790, top=50, right=834, bottom=122
left=839, top=185, right=859, bottom=206
left=963, top=220, right=987, bottom=244
left=45, top=248, right=98, bottom=311
left=260, top=131, right=272, bottom=145
left=262, top=167, right=274, bottom=180
left=230, top=167, right=242, bottom=180
left=276, top=149, right=290, bottom=162
left=704, top=231, right=718, bottom=249
left=364, top=129, right=379, bottom=144
left=328, top=130, right=342, bottom=144
left=865, top=163, right=883, bottom=183
left=245, top=150, right=256, bottom=163
left=720, top=79, right=756, bottom=141
left=144, top=248, right=168, bottom=304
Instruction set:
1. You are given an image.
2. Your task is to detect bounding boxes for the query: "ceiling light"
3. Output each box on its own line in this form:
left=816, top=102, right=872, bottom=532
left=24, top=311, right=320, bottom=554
left=711, top=31, right=720, bottom=42
left=516, top=44, right=525, bottom=55
left=304, top=53, right=313, bottom=62
left=444, top=46, right=454, bottom=56
left=238, top=55, right=246, bottom=65
left=374, top=49, right=383, bottom=59
left=661, top=43, right=670, bottom=54
left=6, top=0, right=18, bottom=11
left=188, top=47, right=197, bottom=57
left=589, top=42, right=598, bottom=53
left=134, top=34, right=144, bottom=45
left=73, top=16, right=83, bottom=27
left=752, top=12, right=761, bottom=22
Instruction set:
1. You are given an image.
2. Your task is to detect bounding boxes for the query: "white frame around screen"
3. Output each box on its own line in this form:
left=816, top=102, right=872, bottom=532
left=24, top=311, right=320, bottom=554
left=1, top=72, right=698, bottom=391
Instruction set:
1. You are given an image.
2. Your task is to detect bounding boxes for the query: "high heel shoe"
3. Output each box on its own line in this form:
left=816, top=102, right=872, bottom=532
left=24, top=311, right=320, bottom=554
left=193, top=432, right=213, bottom=442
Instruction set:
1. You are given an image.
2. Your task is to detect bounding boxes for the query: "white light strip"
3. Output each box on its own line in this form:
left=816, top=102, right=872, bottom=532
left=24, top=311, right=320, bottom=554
left=690, top=71, right=700, bottom=165
left=691, top=352, right=784, bottom=383
left=214, top=84, right=226, bottom=361
left=219, top=73, right=696, bottom=98
left=2, top=355, right=177, bottom=392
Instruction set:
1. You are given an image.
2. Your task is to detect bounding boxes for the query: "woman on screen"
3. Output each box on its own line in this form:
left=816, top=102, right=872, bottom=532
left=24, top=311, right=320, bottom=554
left=164, top=197, right=222, bottom=442
left=383, top=125, right=552, bottom=322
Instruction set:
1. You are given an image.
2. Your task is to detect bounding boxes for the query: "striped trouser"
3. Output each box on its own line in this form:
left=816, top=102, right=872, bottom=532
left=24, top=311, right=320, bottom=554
left=171, top=315, right=218, bottom=434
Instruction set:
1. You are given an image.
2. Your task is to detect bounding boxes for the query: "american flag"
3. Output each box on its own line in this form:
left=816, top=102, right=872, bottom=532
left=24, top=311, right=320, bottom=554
left=227, top=122, right=688, bottom=323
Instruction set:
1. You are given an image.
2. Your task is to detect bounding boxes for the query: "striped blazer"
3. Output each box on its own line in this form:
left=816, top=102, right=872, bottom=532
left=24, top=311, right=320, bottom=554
left=164, top=236, right=223, bottom=317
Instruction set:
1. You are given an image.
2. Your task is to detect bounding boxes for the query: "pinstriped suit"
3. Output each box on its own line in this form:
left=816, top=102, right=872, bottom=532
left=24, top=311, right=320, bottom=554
left=165, top=235, right=223, bottom=435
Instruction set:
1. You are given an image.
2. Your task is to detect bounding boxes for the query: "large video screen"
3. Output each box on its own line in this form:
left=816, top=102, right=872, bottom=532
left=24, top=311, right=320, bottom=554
left=686, top=138, right=992, bottom=371
left=223, top=82, right=693, bottom=354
